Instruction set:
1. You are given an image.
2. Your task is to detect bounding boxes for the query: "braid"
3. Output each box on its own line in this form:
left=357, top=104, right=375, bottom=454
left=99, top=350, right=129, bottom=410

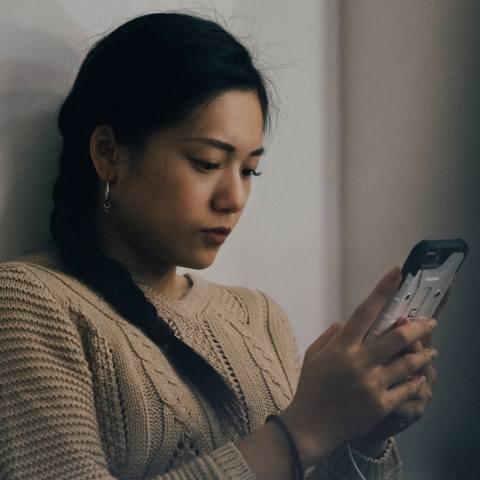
left=49, top=139, right=247, bottom=436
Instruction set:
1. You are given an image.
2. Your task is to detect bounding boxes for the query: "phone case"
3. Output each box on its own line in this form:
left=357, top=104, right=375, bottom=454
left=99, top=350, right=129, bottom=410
left=363, top=239, right=469, bottom=344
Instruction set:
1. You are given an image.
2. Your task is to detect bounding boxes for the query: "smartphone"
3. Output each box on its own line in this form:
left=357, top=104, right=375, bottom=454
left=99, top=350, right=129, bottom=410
left=363, top=238, right=469, bottom=344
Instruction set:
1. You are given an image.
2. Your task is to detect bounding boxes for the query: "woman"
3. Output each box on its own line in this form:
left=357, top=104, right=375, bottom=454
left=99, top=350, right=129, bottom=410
left=0, top=12, right=441, bottom=479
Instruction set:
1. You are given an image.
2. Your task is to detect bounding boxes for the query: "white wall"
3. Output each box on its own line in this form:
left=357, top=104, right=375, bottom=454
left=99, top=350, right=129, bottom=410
left=341, top=1, right=480, bottom=477
left=0, top=0, right=340, bottom=355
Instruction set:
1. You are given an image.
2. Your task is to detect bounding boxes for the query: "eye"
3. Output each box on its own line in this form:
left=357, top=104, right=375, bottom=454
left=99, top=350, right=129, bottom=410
left=188, top=157, right=263, bottom=178
left=242, top=168, right=263, bottom=178
left=189, top=158, right=220, bottom=172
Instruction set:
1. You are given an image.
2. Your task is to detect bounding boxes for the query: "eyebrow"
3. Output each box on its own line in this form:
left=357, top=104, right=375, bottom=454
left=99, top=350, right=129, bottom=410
left=178, top=137, right=265, bottom=156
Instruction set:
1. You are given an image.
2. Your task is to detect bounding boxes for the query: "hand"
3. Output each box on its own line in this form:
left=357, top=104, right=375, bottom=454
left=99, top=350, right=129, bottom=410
left=350, top=317, right=438, bottom=456
left=351, top=282, right=454, bottom=457
left=280, top=267, right=438, bottom=466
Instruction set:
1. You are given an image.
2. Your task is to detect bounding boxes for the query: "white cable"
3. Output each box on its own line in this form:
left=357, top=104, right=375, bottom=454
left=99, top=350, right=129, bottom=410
left=347, top=443, right=368, bottom=480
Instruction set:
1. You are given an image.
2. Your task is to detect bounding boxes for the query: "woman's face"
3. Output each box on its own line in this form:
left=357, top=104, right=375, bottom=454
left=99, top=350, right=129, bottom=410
left=105, top=89, right=265, bottom=271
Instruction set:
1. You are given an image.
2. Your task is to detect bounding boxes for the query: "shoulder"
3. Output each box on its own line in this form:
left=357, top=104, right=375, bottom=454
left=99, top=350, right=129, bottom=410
left=1, top=241, right=65, bottom=285
left=0, top=246, right=118, bottom=346
left=0, top=256, right=64, bottom=305
left=0, top=243, right=71, bottom=311
left=0, top=248, right=122, bottom=362
left=0, top=243, right=119, bottom=321
left=0, top=254, right=91, bottom=358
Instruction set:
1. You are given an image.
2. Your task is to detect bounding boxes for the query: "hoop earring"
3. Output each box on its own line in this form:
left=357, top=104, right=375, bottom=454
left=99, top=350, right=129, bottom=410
left=103, top=180, right=111, bottom=213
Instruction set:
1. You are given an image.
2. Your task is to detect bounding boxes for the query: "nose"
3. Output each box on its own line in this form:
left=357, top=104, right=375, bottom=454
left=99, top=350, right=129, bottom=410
left=211, top=169, right=249, bottom=214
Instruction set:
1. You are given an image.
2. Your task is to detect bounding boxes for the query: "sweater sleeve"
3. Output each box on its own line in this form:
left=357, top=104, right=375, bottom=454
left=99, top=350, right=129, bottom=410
left=260, top=291, right=403, bottom=480
left=0, top=264, right=255, bottom=480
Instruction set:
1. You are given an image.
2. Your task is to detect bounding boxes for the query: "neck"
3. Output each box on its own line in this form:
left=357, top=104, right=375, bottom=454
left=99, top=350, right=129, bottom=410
left=123, top=262, right=180, bottom=298
left=97, top=215, right=182, bottom=300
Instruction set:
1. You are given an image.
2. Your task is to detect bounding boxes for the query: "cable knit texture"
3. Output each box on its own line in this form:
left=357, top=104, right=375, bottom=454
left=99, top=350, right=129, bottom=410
left=0, top=243, right=402, bottom=479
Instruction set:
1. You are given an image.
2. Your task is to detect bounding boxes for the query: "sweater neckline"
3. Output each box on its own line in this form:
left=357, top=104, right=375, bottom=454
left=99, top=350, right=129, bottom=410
left=130, top=271, right=211, bottom=317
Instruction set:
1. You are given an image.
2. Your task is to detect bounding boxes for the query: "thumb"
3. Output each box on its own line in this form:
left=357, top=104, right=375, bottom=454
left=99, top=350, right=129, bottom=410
left=341, top=266, right=402, bottom=345
left=309, top=322, right=343, bottom=352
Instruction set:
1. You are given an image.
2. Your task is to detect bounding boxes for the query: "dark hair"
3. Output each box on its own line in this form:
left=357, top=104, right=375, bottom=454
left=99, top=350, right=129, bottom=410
left=49, top=12, right=274, bottom=437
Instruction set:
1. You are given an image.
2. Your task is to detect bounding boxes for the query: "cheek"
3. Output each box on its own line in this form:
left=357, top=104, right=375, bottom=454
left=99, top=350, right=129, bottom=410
left=170, top=182, right=210, bottom=213
left=134, top=174, right=208, bottom=230
left=158, top=164, right=211, bottom=210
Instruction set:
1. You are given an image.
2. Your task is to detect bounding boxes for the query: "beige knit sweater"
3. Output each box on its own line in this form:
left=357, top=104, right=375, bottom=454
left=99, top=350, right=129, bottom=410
left=0, top=243, right=402, bottom=479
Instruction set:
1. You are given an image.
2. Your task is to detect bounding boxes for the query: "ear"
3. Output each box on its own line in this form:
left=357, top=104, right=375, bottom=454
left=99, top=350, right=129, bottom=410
left=89, top=125, right=128, bottom=183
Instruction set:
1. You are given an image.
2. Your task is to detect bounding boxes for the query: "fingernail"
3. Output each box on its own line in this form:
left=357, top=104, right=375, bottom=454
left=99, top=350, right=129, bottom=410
left=430, top=319, right=438, bottom=328
left=430, top=349, right=439, bottom=358
left=419, top=375, right=427, bottom=384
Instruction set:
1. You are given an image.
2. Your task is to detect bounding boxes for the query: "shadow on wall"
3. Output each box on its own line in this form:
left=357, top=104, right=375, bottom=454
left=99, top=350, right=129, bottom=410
left=0, top=17, right=80, bottom=261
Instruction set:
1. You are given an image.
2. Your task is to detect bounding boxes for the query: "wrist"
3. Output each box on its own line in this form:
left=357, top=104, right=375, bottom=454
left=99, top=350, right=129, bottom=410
left=350, top=438, right=389, bottom=458
left=279, top=405, right=337, bottom=468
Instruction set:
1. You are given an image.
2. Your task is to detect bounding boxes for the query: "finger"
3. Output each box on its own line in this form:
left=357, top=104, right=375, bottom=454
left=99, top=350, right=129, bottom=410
left=341, top=266, right=402, bottom=345
left=369, top=317, right=437, bottom=363
left=413, top=315, right=437, bottom=349
left=394, top=318, right=421, bottom=354
left=383, top=348, right=437, bottom=387
left=392, top=390, right=429, bottom=412
left=417, top=325, right=434, bottom=349
left=406, top=352, right=438, bottom=387
left=421, top=363, right=438, bottom=387
left=395, top=317, right=434, bottom=352
left=406, top=374, right=435, bottom=408
left=384, top=375, right=427, bottom=412
left=308, top=322, right=343, bottom=352
left=386, top=318, right=418, bottom=359
left=411, top=340, right=422, bottom=352
left=391, top=397, right=428, bottom=423
left=390, top=316, right=408, bottom=331
left=371, top=316, right=408, bottom=350
left=405, top=339, right=423, bottom=354
left=401, top=350, right=438, bottom=385
left=392, top=316, right=409, bottom=333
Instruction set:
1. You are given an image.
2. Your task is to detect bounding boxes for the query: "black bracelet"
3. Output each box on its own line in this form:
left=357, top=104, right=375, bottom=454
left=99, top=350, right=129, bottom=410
left=265, top=414, right=304, bottom=480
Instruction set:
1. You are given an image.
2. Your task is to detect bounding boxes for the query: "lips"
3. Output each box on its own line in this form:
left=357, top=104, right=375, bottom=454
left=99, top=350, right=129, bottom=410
left=200, top=227, right=231, bottom=246
left=201, top=227, right=231, bottom=235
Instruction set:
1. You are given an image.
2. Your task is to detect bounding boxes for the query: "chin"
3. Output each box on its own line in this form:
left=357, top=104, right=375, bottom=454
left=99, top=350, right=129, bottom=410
left=180, top=252, right=217, bottom=270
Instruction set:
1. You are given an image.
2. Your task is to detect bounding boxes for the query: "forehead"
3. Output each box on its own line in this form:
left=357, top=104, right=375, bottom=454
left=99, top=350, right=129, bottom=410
left=173, top=90, right=265, bottom=147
